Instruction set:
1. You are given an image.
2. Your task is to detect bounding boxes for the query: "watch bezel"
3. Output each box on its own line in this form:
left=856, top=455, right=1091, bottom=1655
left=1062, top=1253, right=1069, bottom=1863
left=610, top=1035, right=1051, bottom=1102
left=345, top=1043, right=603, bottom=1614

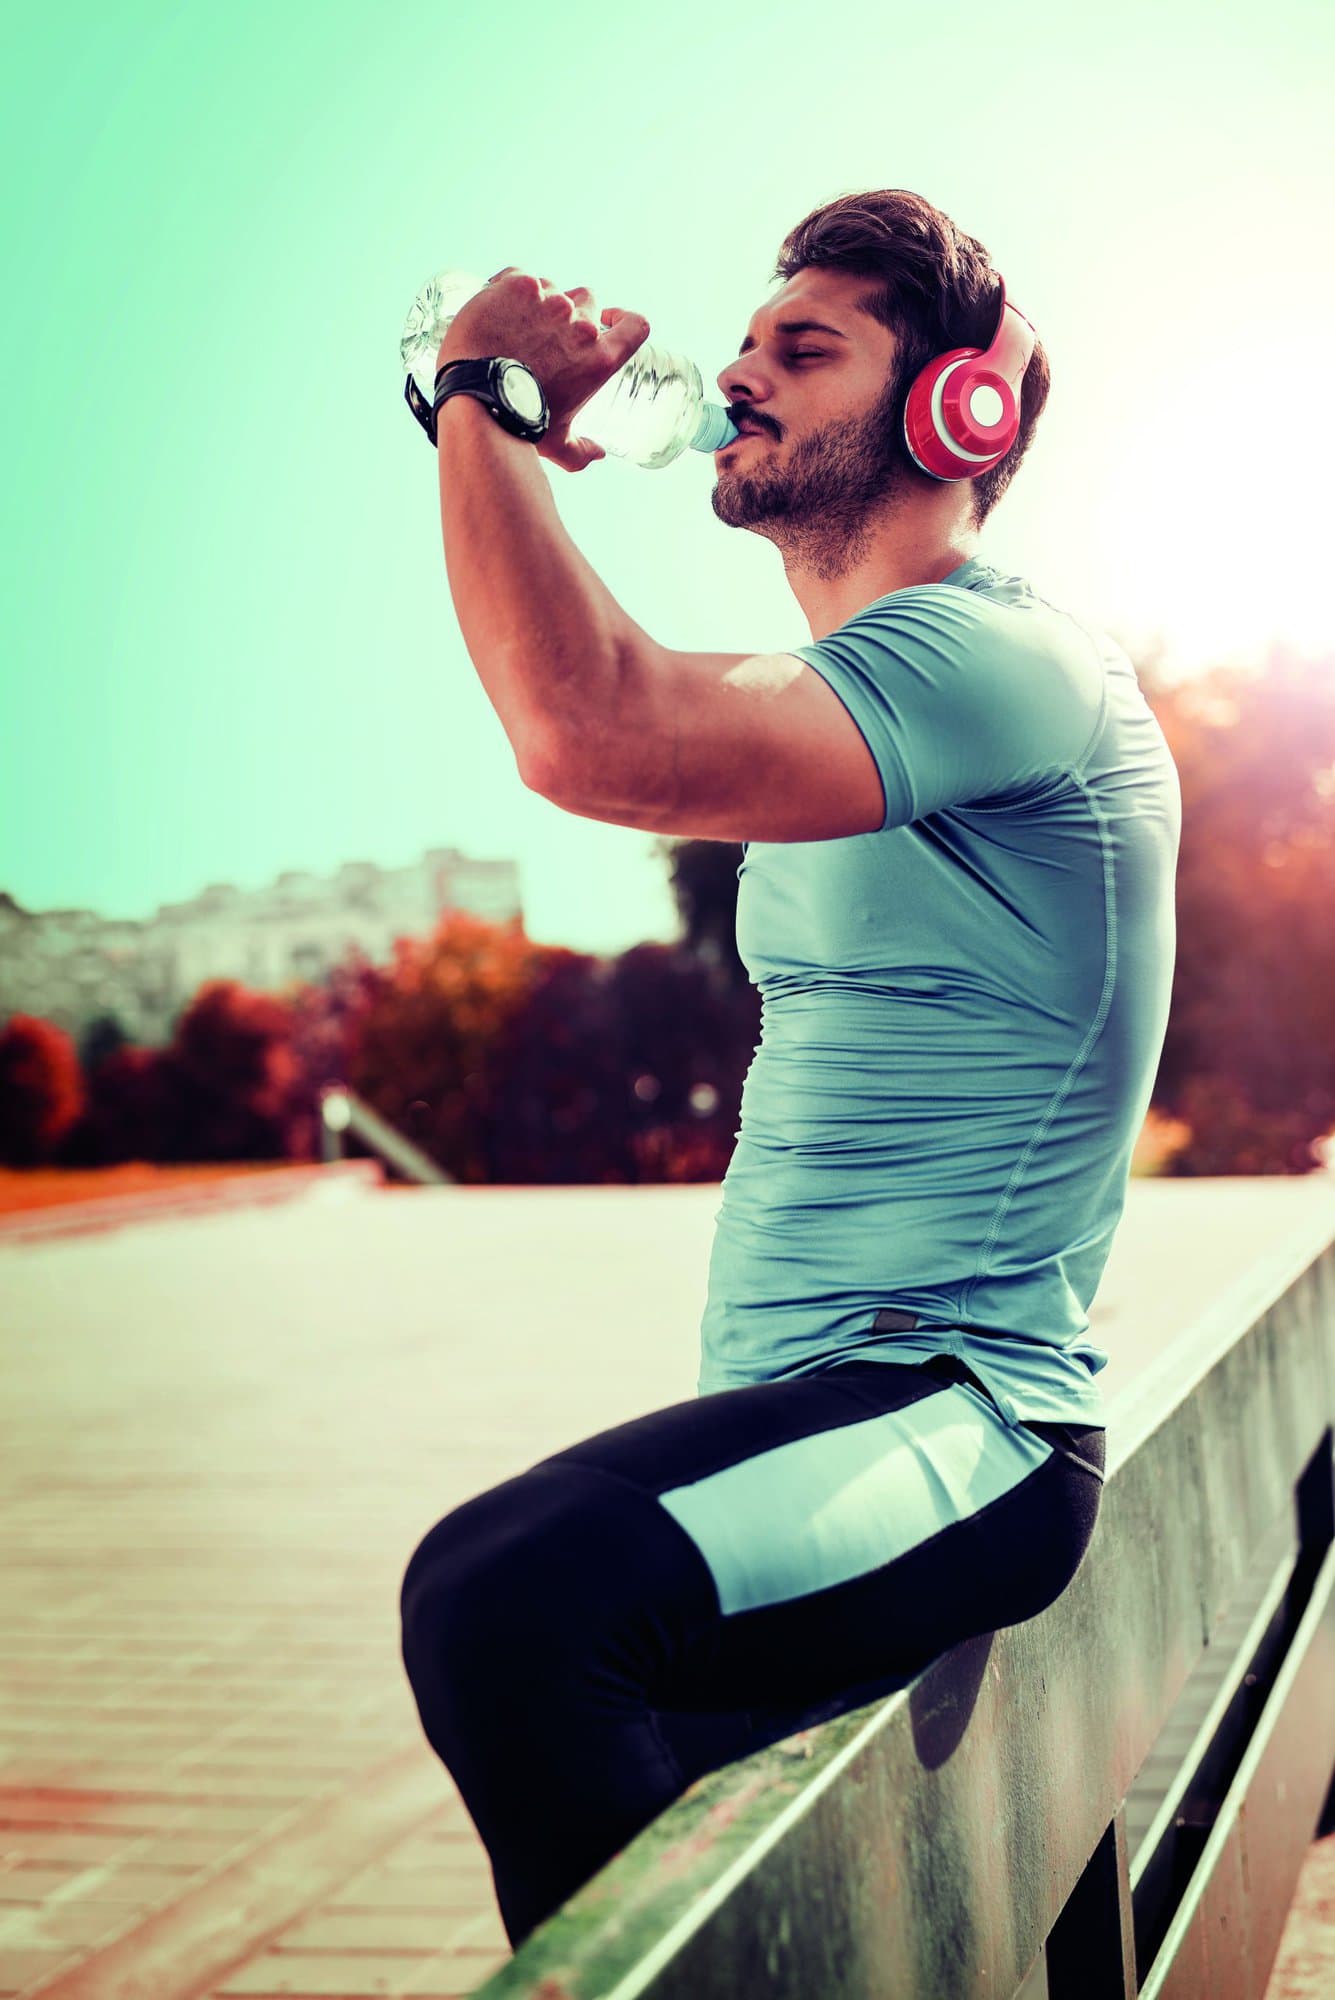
left=494, top=358, right=548, bottom=427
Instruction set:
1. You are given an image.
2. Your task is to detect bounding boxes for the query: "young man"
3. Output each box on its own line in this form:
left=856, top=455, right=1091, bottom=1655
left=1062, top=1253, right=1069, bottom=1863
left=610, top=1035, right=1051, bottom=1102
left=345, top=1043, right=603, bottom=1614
left=399, top=188, right=1181, bottom=1949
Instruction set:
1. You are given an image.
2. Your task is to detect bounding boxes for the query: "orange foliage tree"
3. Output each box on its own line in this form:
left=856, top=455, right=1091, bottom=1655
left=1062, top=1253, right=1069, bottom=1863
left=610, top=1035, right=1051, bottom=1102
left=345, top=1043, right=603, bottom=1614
left=347, top=911, right=549, bottom=1183
left=59, top=980, right=301, bottom=1165
left=171, top=980, right=302, bottom=1158
left=0, top=1015, right=86, bottom=1165
left=481, top=938, right=759, bottom=1184
left=342, top=916, right=762, bottom=1185
left=58, top=1044, right=192, bottom=1165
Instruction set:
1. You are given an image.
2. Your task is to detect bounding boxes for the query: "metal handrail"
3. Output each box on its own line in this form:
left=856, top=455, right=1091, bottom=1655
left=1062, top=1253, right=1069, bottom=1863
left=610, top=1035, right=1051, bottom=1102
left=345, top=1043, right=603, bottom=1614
left=318, top=1083, right=453, bottom=1185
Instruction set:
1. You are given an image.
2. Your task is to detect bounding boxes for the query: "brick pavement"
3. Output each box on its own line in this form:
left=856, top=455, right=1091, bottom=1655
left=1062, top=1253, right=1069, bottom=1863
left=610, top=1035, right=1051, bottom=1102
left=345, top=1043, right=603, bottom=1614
left=1, top=1172, right=1332, bottom=1997
left=0, top=1179, right=710, bottom=1998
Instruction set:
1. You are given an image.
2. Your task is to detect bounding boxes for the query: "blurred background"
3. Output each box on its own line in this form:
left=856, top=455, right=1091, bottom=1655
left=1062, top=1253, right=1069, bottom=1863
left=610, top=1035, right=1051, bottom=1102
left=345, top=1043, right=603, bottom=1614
left=3, top=0, right=1333, bottom=1193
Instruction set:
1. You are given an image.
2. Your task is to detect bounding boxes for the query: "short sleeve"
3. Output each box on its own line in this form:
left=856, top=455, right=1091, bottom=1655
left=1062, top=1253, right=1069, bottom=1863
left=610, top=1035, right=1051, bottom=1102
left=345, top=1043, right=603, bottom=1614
left=791, top=586, right=1104, bottom=832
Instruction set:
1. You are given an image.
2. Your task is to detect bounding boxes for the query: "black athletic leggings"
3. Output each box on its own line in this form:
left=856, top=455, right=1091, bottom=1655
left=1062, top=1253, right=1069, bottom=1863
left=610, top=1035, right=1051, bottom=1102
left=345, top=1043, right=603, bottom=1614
left=399, top=1352, right=1105, bottom=1948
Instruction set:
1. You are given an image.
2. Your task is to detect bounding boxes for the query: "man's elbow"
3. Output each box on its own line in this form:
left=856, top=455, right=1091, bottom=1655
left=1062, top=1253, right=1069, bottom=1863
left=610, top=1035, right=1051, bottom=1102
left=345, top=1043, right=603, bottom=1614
left=515, top=723, right=615, bottom=813
left=510, top=695, right=589, bottom=800
left=515, top=730, right=564, bottom=800
left=520, top=642, right=674, bottom=827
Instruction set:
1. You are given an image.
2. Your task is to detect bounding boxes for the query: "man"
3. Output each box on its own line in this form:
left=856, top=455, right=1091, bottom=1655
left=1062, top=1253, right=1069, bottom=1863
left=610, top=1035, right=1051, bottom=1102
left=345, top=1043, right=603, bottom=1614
left=399, top=187, right=1181, bottom=1950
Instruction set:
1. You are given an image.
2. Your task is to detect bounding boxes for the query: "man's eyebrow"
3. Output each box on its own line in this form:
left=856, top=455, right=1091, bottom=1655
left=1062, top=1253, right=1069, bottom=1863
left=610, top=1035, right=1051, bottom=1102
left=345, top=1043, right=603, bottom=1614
left=737, top=319, right=849, bottom=354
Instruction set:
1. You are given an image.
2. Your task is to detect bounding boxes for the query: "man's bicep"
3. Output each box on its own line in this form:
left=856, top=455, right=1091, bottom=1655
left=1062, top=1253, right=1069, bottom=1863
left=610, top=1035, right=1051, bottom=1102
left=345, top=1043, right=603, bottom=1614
left=534, top=640, right=892, bottom=843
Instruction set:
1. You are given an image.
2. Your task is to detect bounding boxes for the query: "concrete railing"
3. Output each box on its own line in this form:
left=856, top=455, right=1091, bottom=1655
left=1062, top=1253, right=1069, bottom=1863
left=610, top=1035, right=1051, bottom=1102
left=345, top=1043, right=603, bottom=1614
left=472, top=1212, right=1335, bottom=1999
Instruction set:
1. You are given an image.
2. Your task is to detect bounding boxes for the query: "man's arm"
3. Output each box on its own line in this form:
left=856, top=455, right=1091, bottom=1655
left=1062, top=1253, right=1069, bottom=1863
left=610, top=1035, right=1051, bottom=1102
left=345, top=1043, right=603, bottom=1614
left=435, top=393, right=653, bottom=789
left=436, top=393, right=886, bottom=843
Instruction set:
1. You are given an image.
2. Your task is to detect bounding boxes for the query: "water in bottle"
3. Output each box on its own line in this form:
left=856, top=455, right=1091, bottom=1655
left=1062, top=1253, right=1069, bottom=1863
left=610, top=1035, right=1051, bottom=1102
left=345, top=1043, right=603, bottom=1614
left=400, top=268, right=738, bottom=468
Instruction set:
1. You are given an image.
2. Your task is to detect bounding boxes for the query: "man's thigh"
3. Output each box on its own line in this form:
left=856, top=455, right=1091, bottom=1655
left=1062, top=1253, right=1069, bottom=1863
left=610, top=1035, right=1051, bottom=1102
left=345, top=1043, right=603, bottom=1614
left=538, top=1356, right=1102, bottom=1717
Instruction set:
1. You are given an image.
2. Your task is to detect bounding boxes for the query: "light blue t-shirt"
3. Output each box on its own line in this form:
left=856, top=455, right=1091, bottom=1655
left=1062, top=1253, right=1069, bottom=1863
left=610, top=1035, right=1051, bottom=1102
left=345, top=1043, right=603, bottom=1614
left=697, top=555, right=1181, bottom=1430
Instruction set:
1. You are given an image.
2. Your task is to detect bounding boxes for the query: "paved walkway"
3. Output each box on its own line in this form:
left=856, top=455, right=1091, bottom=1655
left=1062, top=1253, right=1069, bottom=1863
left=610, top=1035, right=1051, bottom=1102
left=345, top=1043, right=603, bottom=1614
left=0, top=1172, right=1332, bottom=1997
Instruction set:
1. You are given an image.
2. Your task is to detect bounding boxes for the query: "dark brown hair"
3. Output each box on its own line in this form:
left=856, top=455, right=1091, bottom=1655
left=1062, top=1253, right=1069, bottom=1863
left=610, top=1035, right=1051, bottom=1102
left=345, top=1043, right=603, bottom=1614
left=773, top=189, right=1051, bottom=528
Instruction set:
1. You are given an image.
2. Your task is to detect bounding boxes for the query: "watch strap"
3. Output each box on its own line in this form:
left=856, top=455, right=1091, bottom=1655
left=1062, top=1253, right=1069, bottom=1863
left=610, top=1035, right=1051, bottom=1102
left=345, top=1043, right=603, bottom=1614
left=425, top=356, right=548, bottom=446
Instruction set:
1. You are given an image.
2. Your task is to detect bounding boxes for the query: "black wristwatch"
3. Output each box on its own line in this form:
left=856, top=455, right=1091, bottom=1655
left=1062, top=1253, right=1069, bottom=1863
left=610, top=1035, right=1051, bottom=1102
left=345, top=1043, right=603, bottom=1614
left=404, top=356, right=551, bottom=447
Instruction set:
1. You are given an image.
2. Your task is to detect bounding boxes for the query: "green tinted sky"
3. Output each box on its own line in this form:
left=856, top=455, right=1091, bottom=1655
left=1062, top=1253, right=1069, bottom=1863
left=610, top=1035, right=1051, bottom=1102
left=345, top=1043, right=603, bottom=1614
left=3, top=0, right=1331, bottom=955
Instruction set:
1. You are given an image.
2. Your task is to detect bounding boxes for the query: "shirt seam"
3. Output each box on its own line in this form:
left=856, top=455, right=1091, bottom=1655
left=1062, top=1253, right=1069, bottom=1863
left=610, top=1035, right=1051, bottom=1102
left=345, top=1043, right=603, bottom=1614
left=1070, top=618, right=1110, bottom=777
left=877, top=714, right=917, bottom=827
left=957, top=768, right=1118, bottom=1326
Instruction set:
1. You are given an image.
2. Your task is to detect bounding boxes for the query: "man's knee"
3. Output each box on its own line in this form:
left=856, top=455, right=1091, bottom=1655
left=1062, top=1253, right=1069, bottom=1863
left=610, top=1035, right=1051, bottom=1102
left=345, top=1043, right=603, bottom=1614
left=401, top=1480, right=524, bottom=1653
left=399, top=1460, right=599, bottom=1679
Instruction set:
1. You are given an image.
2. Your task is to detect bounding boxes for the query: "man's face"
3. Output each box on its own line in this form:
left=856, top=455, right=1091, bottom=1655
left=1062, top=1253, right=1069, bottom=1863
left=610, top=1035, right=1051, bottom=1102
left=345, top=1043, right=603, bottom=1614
left=709, top=268, right=910, bottom=577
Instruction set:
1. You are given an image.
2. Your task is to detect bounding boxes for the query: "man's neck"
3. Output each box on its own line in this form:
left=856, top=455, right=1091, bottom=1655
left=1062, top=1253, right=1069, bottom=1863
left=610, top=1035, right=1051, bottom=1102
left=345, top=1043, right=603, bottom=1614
left=794, top=538, right=982, bottom=641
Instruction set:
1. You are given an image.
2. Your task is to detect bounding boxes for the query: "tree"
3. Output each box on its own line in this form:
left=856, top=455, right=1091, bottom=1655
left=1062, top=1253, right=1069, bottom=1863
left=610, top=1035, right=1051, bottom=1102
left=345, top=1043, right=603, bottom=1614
left=606, top=941, right=759, bottom=1182
left=341, top=915, right=763, bottom=1186
left=58, top=1043, right=194, bottom=1166
left=60, top=981, right=303, bottom=1165
left=479, top=938, right=761, bottom=1184
left=651, top=836, right=751, bottom=988
left=278, top=947, right=386, bottom=1163
left=79, top=1012, right=131, bottom=1080
left=169, top=980, right=302, bottom=1159
left=0, top=1014, right=85, bottom=1165
left=349, top=911, right=545, bottom=1184
left=480, top=944, right=636, bottom=1183
left=1146, top=643, right=1335, bottom=1173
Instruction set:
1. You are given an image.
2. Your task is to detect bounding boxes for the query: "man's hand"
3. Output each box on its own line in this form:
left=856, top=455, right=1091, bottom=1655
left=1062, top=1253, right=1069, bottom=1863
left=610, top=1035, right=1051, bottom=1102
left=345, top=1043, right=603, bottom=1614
left=436, top=268, right=650, bottom=473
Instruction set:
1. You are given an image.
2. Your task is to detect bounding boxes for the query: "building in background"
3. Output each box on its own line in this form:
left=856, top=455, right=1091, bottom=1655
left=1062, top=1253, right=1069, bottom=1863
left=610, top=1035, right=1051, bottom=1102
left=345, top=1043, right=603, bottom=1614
left=0, top=846, right=523, bottom=1047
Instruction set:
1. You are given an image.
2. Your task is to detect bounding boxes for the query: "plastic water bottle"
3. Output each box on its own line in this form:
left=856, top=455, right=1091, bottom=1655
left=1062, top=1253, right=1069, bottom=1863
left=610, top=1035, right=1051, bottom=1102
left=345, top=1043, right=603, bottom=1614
left=401, top=268, right=739, bottom=469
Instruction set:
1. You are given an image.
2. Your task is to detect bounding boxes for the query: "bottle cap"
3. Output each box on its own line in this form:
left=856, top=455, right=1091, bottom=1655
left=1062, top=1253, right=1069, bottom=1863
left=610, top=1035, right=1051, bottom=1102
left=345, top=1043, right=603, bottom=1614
left=692, top=403, right=740, bottom=454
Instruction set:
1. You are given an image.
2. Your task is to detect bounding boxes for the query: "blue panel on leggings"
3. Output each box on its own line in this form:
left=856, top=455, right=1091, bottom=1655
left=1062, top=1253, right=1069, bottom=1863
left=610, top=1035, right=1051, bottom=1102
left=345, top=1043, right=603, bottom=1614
left=656, top=1381, right=1053, bottom=1616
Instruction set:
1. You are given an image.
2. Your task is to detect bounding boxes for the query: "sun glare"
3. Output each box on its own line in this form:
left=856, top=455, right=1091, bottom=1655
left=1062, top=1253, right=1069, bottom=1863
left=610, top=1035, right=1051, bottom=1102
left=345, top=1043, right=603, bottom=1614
left=1094, top=340, right=1330, bottom=677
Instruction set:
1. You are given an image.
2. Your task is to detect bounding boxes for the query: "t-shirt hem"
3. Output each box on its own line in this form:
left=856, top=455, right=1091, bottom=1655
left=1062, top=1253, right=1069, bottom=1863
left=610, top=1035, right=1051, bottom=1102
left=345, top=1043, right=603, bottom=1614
left=697, top=1341, right=1108, bottom=1435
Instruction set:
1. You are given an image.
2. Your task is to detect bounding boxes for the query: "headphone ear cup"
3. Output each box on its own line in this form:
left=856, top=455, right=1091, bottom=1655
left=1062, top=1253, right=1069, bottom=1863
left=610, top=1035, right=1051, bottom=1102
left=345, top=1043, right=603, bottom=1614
left=903, top=346, right=1020, bottom=481
left=902, top=352, right=967, bottom=479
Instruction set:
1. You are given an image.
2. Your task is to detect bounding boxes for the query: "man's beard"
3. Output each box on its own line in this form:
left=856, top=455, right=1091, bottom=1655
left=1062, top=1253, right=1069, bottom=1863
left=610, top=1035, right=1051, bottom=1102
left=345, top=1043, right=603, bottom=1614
left=709, top=376, right=912, bottom=584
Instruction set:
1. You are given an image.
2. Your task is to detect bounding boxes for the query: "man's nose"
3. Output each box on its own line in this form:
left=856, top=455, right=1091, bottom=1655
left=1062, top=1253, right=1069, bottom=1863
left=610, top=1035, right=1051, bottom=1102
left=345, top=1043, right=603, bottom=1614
left=716, top=358, right=764, bottom=405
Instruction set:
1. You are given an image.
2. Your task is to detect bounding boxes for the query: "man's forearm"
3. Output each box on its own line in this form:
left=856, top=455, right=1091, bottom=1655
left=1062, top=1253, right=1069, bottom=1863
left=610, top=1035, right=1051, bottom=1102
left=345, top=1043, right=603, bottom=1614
left=435, top=393, right=648, bottom=786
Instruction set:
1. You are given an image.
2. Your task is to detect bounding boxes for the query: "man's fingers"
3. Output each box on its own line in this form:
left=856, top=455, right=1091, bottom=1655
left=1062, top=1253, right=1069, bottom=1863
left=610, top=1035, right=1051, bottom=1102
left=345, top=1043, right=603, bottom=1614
left=541, top=429, right=605, bottom=473
left=600, top=306, right=649, bottom=333
left=598, top=306, right=651, bottom=364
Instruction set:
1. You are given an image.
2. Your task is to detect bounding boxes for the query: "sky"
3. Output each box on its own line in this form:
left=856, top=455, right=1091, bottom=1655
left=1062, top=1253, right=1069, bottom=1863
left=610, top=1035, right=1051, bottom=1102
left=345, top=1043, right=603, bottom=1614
left=3, top=0, right=1332, bottom=959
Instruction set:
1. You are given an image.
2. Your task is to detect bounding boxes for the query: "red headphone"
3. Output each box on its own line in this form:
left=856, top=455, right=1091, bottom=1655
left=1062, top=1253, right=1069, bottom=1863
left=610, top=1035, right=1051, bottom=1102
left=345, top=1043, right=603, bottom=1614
left=902, top=277, right=1037, bottom=482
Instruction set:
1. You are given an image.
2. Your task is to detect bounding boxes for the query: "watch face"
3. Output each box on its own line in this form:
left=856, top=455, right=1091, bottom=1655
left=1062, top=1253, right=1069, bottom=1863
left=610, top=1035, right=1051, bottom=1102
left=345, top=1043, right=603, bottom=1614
left=498, top=361, right=545, bottom=423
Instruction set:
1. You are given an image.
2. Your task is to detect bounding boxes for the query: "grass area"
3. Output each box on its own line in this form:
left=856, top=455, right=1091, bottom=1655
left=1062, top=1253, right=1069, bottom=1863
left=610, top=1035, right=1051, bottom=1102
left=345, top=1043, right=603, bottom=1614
left=0, top=1161, right=305, bottom=1216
